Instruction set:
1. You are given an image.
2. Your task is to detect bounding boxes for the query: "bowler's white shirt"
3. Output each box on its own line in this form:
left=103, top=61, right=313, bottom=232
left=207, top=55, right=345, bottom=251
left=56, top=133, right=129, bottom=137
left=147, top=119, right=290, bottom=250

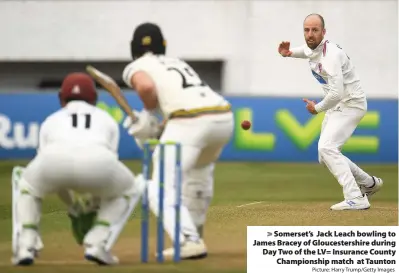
left=290, top=39, right=367, bottom=112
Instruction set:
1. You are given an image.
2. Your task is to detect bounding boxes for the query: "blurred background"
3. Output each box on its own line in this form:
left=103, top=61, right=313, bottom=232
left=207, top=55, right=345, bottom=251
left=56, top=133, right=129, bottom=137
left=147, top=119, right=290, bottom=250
left=0, top=0, right=397, bottom=163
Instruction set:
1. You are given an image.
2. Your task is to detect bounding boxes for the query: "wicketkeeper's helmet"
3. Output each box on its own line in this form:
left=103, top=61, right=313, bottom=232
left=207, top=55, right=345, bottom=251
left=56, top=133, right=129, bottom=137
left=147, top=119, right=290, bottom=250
left=59, top=73, right=98, bottom=106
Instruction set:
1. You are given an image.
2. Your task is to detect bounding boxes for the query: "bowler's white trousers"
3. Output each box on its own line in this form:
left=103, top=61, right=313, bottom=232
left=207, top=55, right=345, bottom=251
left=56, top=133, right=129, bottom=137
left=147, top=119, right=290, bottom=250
left=318, top=104, right=367, bottom=200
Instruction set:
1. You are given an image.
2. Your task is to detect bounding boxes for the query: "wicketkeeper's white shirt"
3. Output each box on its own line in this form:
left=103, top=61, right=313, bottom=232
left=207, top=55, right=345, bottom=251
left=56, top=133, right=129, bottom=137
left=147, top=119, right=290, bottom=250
left=38, top=101, right=119, bottom=155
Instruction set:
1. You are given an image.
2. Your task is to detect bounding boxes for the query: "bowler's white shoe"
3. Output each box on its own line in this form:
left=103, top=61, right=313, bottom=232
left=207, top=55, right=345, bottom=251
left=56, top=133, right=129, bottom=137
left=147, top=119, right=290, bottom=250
left=13, top=247, right=35, bottom=266
left=84, top=246, right=119, bottom=265
left=158, top=239, right=208, bottom=260
left=360, top=176, right=383, bottom=198
left=330, top=195, right=370, bottom=210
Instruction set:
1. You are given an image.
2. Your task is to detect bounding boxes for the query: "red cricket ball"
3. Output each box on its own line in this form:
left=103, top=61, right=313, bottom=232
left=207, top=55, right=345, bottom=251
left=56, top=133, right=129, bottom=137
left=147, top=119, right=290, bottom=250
left=241, top=120, right=251, bottom=130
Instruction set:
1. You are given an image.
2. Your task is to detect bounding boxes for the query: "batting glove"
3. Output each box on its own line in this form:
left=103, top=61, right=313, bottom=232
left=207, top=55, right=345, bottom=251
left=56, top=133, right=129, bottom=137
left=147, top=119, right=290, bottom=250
left=122, top=109, right=160, bottom=139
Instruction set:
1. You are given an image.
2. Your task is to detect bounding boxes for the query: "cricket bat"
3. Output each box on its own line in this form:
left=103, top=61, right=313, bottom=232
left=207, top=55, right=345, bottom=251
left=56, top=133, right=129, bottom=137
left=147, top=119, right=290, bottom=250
left=86, top=65, right=138, bottom=122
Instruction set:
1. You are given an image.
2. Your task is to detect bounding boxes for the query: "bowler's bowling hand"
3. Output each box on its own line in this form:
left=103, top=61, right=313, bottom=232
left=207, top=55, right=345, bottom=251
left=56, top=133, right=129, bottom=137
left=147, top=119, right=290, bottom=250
left=303, top=98, right=318, bottom=115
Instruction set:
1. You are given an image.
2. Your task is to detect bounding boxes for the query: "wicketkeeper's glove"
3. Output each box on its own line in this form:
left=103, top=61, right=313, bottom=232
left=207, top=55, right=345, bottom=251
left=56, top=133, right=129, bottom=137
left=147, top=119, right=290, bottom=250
left=67, top=195, right=99, bottom=245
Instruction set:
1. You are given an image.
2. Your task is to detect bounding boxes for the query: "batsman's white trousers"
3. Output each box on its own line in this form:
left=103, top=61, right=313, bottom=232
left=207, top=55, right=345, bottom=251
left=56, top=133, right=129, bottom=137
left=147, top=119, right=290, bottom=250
left=22, top=145, right=135, bottom=199
left=148, top=112, right=234, bottom=243
left=318, top=104, right=366, bottom=200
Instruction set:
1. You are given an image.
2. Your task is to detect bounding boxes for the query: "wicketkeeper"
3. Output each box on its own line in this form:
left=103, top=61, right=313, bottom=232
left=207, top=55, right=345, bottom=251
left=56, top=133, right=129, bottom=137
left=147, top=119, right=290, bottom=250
left=12, top=73, right=145, bottom=266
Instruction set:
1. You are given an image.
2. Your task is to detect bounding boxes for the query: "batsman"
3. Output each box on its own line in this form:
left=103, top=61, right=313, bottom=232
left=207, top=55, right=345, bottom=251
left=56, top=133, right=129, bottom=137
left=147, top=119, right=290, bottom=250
left=122, top=22, right=234, bottom=260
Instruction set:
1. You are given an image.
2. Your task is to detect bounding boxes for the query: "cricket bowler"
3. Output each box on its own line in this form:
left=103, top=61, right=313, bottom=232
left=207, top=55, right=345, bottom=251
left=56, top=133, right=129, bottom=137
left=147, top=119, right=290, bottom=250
left=12, top=73, right=144, bottom=266
left=122, top=23, right=234, bottom=259
left=278, top=14, right=383, bottom=210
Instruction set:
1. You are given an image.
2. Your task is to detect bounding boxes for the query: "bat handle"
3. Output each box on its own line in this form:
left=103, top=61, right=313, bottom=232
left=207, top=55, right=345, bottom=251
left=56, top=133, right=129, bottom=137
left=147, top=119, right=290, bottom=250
left=128, top=112, right=139, bottom=123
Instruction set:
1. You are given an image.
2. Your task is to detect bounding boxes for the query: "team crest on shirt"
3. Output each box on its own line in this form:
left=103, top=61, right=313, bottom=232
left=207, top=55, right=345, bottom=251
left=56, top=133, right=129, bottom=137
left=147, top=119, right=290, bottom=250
left=318, top=63, right=323, bottom=73
left=310, top=62, right=327, bottom=84
left=309, top=60, right=327, bottom=84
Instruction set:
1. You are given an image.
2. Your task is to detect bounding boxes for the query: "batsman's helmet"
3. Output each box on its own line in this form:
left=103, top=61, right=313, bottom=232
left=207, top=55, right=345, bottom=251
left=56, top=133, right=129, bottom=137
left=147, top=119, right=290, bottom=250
left=130, top=22, right=166, bottom=60
left=59, top=72, right=98, bottom=106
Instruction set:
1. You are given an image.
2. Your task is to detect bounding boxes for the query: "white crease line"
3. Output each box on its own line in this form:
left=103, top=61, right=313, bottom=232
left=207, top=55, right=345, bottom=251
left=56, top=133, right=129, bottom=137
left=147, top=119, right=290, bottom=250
left=236, top=201, right=263, bottom=208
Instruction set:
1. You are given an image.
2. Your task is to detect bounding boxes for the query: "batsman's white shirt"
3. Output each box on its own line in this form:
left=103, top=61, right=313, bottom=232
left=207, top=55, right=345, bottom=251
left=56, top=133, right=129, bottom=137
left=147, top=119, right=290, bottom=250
left=291, top=39, right=367, bottom=113
left=23, top=101, right=135, bottom=199
left=122, top=52, right=229, bottom=118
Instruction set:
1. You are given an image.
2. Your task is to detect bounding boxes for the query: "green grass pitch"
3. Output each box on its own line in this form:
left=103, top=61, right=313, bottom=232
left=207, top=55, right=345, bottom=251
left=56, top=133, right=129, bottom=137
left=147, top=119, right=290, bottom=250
left=0, top=160, right=396, bottom=272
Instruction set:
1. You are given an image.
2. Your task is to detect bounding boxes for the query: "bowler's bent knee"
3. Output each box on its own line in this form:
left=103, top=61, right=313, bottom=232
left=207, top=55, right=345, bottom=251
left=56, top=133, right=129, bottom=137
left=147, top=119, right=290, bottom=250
left=318, top=145, right=341, bottom=163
